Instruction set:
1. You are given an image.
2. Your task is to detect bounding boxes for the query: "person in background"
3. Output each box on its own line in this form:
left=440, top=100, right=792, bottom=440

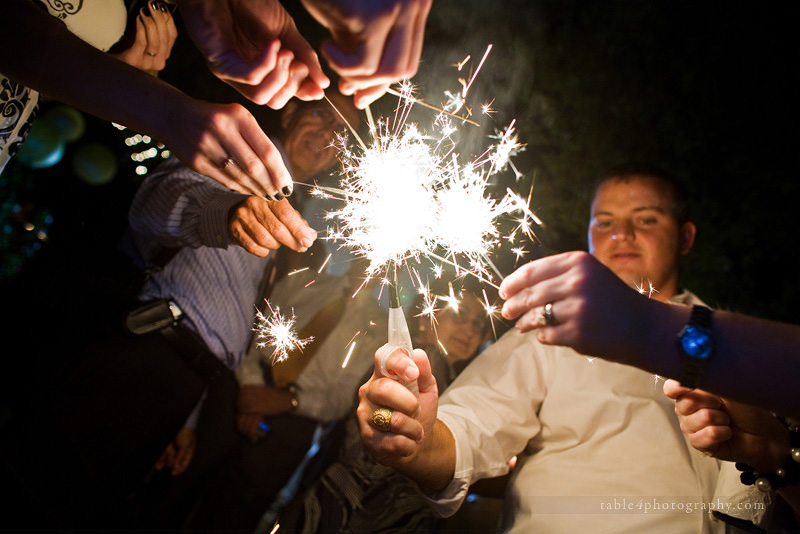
left=357, top=165, right=769, bottom=532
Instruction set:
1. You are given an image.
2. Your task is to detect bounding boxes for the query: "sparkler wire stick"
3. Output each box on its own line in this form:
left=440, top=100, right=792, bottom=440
left=379, top=265, right=419, bottom=397
left=385, top=87, right=480, bottom=127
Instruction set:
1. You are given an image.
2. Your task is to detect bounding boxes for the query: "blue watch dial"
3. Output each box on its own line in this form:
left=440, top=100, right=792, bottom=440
left=680, top=326, right=713, bottom=359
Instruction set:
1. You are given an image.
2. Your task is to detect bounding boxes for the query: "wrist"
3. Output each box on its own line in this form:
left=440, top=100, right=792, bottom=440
left=286, top=383, right=299, bottom=412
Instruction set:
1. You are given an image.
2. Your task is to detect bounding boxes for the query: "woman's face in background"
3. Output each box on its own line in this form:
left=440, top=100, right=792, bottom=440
left=416, top=295, right=487, bottom=363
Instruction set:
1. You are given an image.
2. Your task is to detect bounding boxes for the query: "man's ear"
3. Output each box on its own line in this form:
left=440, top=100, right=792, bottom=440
left=280, top=100, right=300, bottom=130
left=679, top=221, right=697, bottom=255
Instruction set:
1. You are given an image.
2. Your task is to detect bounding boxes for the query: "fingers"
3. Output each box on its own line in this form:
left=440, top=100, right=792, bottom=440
left=278, top=17, right=330, bottom=99
left=227, top=49, right=294, bottom=107
left=236, top=414, right=262, bottom=438
left=265, top=59, right=310, bottom=109
left=228, top=197, right=317, bottom=256
left=376, top=344, right=420, bottom=385
left=211, top=39, right=282, bottom=87
left=139, top=2, right=175, bottom=72
left=500, top=256, right=563, bottom=308
left=171, top=439, right=195, bottom=476
left=672, top=388, right=725, bottom=418
left=154, top=443, right=174, bottom=471
left=185, top=102, right=293, bottom=198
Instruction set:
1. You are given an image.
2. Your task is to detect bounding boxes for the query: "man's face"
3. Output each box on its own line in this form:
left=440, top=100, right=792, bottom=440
left=281, top=95, right=359, bottom=182
left=588, top=176, right=695, bottom=301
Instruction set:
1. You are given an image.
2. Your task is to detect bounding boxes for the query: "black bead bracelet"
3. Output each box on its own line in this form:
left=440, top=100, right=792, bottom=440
left=736, top=421, right=800, bottom=493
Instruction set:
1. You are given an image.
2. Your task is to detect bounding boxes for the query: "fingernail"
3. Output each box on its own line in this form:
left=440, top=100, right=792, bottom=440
left=300, top=237, right=314, bottom=249
left=281, top=185, right=293, bottom=197
left=264, top=193, right=273, bottom=201
left=151, top=1, right=158, bottom=9
left=274, top=192, right=284, bottom=201
left=159, top=3, right=168, bottom=11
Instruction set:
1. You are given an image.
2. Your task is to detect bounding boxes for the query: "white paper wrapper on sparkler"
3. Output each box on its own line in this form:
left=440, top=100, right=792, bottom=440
left=377, top=308, right=419, bottom=397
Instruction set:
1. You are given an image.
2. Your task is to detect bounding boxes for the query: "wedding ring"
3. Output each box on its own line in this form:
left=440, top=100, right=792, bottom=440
left=538, top=302, right=558, bottom=326
left=146, top=51, right=157, bottom=57
left=220, top=156, right=235, bottom=169
left=371, top=407, right=393, bottom=432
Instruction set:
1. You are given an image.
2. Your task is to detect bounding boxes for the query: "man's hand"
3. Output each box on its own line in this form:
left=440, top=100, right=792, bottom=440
left=228, top=196, right=317, bottom=256
left=154, top=427, right=196, bottom=476
left=499, top=251, right=652, bottom=358
left=236, top=384, right=294, bottom=438
left=664, top=379, right=790, bottom=472
left=178, top=0, right=330, bottom=107
left=301, top=0, right=432, bottom=108
left=357, top=346, right=436, bottom=466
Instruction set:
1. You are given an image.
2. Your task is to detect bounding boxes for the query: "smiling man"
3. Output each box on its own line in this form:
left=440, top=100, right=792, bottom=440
left=356, top=164, right=768, bottom=533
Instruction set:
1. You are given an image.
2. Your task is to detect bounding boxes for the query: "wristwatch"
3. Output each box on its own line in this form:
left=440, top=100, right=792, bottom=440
left=676, top=305, right=714, bottom=389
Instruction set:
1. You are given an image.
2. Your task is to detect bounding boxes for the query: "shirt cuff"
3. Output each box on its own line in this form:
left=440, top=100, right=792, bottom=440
left=198, top=191, right=247, bottom=248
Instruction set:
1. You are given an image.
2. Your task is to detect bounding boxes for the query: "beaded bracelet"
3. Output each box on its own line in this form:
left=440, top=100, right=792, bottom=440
left=736, top=420, right=800, bottom=492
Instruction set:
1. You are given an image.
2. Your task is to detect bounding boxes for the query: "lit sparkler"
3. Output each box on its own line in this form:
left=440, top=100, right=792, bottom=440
left=252, top=300, right=313, bottom=364
left=322, top=84, right=537, bottom=289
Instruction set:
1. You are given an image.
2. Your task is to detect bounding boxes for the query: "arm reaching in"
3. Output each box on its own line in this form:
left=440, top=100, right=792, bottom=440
left=177, top=0, right=330, bottom=107
left=664, top=380, right=800, bottom=517
left=356, top=345, right=455, bottom=493
left=301, top=0, right=432, bottom=109
left=0, top=0, right=294, bottom=198
left=499, top=251, right=800, bottom=419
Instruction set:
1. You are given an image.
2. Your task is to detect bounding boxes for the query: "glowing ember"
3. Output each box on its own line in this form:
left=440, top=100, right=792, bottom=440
left=252, top=300, right=313, bottom=364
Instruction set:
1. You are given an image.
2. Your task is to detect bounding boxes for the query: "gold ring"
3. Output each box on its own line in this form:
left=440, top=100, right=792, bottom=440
left=221, top=156, right=235, bottom=169
left=371, top=407, right=392, bottom=432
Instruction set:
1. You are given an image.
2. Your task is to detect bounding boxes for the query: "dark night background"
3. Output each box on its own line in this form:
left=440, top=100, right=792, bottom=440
left=1, top=0, right=796, bottom=324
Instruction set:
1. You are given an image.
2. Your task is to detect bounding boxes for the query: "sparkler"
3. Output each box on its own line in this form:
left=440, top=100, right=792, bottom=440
left=252, top=300, right=313, bottom=364
left=322, top=88, right=537, bottom=288
left=313, top=48, right=542, bottom=380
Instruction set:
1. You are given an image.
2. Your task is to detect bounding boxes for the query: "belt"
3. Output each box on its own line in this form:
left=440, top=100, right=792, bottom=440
left=124, top=299, right=227, bottom=385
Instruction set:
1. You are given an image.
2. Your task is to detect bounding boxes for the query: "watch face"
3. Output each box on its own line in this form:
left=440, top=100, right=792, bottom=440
left=681, top=326, right=713, bottom=359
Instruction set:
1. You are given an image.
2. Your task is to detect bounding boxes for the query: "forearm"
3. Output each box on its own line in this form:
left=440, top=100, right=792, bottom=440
left=392, top=419, right=457, bottom=493
left=1, top=0, right=188, bottom=141
left=627, top=301, right=800, bottom=419
left=129, top=163, right=244, bottom=247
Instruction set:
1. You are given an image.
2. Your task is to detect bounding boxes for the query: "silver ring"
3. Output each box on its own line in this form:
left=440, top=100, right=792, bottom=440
left=371, top=407, right=392, bottom=432
left=221, top=156, right=235, bottom=169
left=146, top=51, right=157, bottom=57
left=538, top=303, right=558, bottom=326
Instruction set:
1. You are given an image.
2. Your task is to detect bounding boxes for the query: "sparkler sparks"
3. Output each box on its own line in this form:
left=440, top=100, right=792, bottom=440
left=323, top=77, right=539, bottom=290
left=252, top=300, right=313, bottom=364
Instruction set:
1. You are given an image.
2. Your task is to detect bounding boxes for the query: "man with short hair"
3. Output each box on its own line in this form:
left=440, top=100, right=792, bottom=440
left=357, top=165, right=767, bottom=532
